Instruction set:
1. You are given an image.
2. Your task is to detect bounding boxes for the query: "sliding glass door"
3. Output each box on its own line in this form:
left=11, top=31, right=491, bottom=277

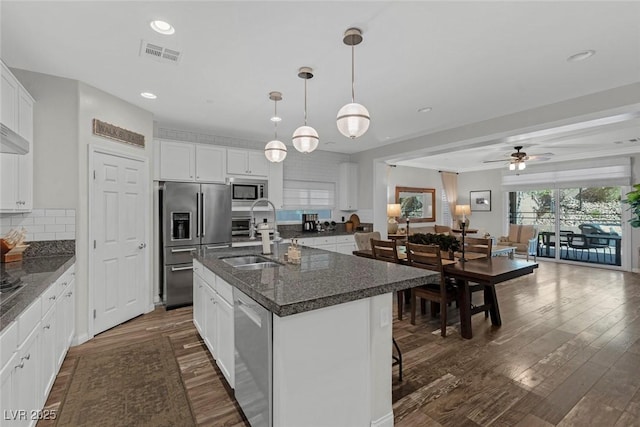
left=509, top=187, right=622, bottom=266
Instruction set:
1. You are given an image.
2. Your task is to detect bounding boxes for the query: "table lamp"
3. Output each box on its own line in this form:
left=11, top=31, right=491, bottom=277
left=455, top=204, right=471, bottom=262
left=387, top=203, right=401, bottom=234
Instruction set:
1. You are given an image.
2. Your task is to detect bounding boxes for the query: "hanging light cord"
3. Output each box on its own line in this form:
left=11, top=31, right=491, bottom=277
left=304, top=77, right=308, bottom=125
left=273, top=99, right=278, bottom=139
left=351, top=44, right=356, bottom=103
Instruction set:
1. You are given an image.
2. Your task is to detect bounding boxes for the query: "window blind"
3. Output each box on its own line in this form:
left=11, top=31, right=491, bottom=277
left=283, top=180, right=336, bottom=209
left=501, top=157, right=631, bottom=191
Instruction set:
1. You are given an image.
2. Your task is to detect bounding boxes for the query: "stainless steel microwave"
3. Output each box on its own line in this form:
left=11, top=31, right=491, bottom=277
left=231, top=180, right=267, bottom=202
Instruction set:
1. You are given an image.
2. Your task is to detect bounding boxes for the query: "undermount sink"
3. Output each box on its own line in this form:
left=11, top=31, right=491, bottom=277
left=220, top=255, right=283, bottom=270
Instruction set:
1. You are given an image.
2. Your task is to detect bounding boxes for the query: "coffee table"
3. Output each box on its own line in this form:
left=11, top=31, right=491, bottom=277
left=492, top=245, right=516, bottom=259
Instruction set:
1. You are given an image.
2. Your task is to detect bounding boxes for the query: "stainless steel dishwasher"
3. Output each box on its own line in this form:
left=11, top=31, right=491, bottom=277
left=234, top=288, right=272, bottom=427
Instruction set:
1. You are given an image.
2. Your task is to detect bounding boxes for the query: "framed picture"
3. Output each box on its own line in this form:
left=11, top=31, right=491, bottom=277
left=470, top=190, right=491, bottom=212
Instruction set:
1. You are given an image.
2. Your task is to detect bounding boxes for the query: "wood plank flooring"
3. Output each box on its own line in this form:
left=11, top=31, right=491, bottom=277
left=39, top=261, right=640, bottom=426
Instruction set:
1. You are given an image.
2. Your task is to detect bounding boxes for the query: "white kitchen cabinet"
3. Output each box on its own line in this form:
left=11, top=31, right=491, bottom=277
left=192, top=263, right=235, bottom=389
left=55, top=267, right=75, bottom=368
left=338, top=162, right=358, bottom=211
left=227, top=148, right=269, bottom=177
left=40, top=304, right=57, bottom=405
left=1, top=61, right=34, bottom=213
left=157, top=139, right=227, bottom=183
left=195, top=144, right=226, bottom=182
left=15, top=319, right=42, bottom=427
left=335, top=235, right=356, bottom=255
left=0, top=351, right=18, bottom=425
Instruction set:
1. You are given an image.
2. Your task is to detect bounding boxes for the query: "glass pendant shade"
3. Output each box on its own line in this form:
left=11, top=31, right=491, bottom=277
left=264, top=139, right=287, bottom=162
left=509, top=162, right=516, bottom=171
left=337, top=102, right=370, bottom=139
left=518, top=162, right=526, bottom=170
left=292, top=125, right=319, bottom=153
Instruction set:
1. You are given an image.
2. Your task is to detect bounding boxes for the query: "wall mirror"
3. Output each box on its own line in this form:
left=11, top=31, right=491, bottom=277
left=395, top=186, right=436, bottom=223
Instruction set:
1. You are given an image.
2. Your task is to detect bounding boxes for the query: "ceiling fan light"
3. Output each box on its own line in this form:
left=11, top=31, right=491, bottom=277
left=292, top=126, right=319, bottom=153
left=518, top=162, right=526, bottom=170
left=509, top=162, right=516, bottom=171
left=337, top=103, right=370, bottom=139
left=264, top=139, right=287, bottom=163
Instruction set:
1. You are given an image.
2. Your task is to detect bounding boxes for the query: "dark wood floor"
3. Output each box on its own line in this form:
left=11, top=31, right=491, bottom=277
left=40, top=261, right=640, bottom=426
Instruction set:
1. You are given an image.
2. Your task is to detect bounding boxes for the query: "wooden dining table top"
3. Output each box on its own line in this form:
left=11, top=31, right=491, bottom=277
left=443, top=256, right=538, bottom=284
left=352, top=249, right=486, bottom=265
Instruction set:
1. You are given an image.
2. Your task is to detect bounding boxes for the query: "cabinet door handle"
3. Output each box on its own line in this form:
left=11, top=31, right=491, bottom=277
left=61, top=282, right=68, bottom=287
left=44, top=324, right=51, bottom=330
left=23, top=354, right=30, bottom=361
left=49, top=295, right=56, bottom=300
left=66, top=292, right=73, bottom=297
left=15, top=361, right=24, bottom=369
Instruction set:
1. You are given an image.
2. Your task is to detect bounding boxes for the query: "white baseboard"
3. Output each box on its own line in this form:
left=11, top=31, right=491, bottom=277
left=371, top=411, right=394, bottom=427
left=73, top=332, right=90, bottom=346
left=146, top=303, right=155, bottom=313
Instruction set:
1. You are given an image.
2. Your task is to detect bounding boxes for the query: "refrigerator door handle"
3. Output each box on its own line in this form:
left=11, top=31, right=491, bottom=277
left=171, top=265, right=194, bottom=272
left=201, top=192, right=206, bottom=237
left=195, top=192, right=200, bottom=238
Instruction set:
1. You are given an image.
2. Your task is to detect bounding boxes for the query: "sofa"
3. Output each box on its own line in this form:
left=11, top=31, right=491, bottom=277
left=405, top=224, right=452, bottom=236
left=499, top=224, right=538, bottom=261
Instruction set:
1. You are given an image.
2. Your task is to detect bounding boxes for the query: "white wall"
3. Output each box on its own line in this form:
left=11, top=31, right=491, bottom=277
left=458, top=168, right=503, bottom=237
left=11, top=69, right=79, bottom=208
left=76, top=81, right=154, bottom=341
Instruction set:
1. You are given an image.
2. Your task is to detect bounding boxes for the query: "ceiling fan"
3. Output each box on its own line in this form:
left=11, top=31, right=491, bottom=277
left=483, top=146, right=553, bottom=170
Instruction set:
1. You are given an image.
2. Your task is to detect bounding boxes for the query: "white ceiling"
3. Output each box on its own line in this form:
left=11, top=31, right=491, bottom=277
left=2, top=1, right=639, bottom=170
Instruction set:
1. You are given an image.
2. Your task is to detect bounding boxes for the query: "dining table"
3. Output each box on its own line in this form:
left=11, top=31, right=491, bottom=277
left=353, top=249, right=538, bottom=339
left=444, top=257, right=538, bottom=339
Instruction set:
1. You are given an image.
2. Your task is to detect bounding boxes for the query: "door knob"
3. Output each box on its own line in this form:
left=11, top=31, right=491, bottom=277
left=138, top=243, right=147, bottom=249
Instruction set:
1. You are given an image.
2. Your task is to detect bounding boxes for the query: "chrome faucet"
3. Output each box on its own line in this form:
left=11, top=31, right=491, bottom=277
left=249, top=198, right=281, bottom=242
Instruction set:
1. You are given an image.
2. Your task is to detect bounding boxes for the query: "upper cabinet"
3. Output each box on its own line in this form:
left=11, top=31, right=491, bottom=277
left=1, top=61, right=34, bottom=212
left=227, top=148, right=268, bottom=177
left=338, top=162, right=358, bottom=211
left=157, top=139, right=226, bottom=183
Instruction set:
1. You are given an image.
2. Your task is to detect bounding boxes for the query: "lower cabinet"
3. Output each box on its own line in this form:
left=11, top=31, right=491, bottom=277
left=296, top=235, right=357, bottom=254
left=192, top=262, right=235, bottom=389
left=0, top=263, right=75, bottom=427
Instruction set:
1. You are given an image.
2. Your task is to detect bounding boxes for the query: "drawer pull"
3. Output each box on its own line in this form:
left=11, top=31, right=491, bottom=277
left=15, top=361, right=24, bottom=369
left=44, top=324, right=51, bottom=330
left=171, top=266, right=194, bottom=272
left=66, top=292, right=73, bottom=297
left=171, top=248, right=197, bottom=253
left=49, top=295, right=56, bottom=300
left=61, top=282, right=68, bottom=287
left=23, top=354, right=30, bottom=361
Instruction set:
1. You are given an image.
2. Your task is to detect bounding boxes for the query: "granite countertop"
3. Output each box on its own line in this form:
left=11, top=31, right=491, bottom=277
left=1, top=255, right=76, bottom=331
left=196, top=243, right=438, bottom=317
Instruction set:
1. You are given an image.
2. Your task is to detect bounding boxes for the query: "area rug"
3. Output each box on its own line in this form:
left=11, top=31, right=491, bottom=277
left=55, top=337, right=196, bottom=427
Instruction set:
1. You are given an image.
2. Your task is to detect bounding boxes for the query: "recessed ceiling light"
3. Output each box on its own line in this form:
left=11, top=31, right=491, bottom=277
left=150, top=20, right=175, bottom=35
left=567, top=50, right=595, bottom=62
left=417, top=107, right=432, bottom=113
left=140, top=92, right=157, bottom=99
left=270, top=116, right=282, bottom=123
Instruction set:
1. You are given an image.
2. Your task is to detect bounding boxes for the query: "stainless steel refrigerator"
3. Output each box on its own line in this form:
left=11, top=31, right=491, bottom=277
left=160, top=182, right=231, bottom=308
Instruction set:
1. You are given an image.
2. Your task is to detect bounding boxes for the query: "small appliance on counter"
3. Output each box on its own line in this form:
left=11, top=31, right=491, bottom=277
left=302, top=213, right=318, bottom=232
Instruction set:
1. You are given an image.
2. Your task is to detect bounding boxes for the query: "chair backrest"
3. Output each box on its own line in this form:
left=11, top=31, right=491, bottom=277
left=464, top=237, right=492, bottom=257
left=354, top=231, right=381, bottom=251
left=567, top=233, right=588, bottom=247
left=371, top=239, right=399, bottom=263
left=508, top=224, right=538, bottom=243
left=405, top=243, right=445, bottom=292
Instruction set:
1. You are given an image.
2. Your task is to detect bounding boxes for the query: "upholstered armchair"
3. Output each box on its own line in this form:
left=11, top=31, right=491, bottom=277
left=499, top=224, right=538, bottom=261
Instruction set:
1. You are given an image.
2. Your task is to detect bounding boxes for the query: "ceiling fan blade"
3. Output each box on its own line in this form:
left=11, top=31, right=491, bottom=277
left=482, top=158, right=510, bottom=163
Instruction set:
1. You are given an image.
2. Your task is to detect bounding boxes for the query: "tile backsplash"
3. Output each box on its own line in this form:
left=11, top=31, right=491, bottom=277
left=0, top=209, right=75, bottom=242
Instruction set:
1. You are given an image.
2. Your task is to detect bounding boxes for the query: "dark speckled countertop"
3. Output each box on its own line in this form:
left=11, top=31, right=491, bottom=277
left=1, top=255, right=76, bottom=332
left=196, top=243, right=438, bottom=317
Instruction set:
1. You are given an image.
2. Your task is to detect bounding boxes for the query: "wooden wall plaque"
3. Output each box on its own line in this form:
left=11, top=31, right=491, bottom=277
left=92, top=119, right=145, bottom=148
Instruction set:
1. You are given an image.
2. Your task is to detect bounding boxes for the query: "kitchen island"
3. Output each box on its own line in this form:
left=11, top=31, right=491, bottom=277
left=194, top=243, right=438, bottom=427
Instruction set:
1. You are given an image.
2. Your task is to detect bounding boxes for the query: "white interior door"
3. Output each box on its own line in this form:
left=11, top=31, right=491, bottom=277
left=92, top=151, right=148, bottom=334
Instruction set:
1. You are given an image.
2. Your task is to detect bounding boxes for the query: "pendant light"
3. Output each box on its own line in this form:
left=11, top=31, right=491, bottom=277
left=264, top=91, right=287, bottom=163
left=292, top=67, right=319, bottom=153
left=337, top=27, right=370, bottom=139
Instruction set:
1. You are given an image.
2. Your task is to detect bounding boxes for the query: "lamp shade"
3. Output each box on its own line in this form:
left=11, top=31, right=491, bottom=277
left=387, top=203, right=401, bottom=217
left=292, top=125, right=319, bottom=153
left=264, top=140, right=287, bottom=163
left=455, top=205, right=471, bottom=216
left=337, top=103, right=370, bottom=139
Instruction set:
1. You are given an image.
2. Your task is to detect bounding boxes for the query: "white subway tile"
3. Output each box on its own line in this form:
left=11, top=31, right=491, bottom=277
left=45, top=209, right=67, bottom=217
left=11, top=217, right=33, bottom=226
left=24, top=233, right=35, bottom=242
left=0, top=217, right=13, bottom=226
left=34, top=232, right=56, bottom=241
left=30, top=209, right=45, bottom=217
left=55, top=232, right=75, bottom=240
left=27, top=225, right=45, bottom=233
left=66, top=209, right=76, bottom=217
left=0, top=226, right=13, bottom=235
left=65, top=224, right=76, bottom=232
left=35, top=217, right=55, bottom=225
left=45, top=224, right=65, bottom=233
left=55, top=217, right=75, bottom=225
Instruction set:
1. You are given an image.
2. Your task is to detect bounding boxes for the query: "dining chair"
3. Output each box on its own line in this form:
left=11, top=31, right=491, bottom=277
left=370, top=238, right=406, bottom=320
left=567, top=233, right=593, bottom=261
left=369, top=238, right=404, bottom=381
left=463, top=237, right=491, bottom=318
left=405, top=243, right=459, bottom=337
left=354, top=231, right=381, bottom=251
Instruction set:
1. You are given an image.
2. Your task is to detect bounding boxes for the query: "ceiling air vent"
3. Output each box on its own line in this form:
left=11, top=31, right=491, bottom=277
left=140, top=40, right=182, bottom=64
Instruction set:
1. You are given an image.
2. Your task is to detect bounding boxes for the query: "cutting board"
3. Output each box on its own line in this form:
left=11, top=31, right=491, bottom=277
left=348, top=214, right=361, bottom=229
